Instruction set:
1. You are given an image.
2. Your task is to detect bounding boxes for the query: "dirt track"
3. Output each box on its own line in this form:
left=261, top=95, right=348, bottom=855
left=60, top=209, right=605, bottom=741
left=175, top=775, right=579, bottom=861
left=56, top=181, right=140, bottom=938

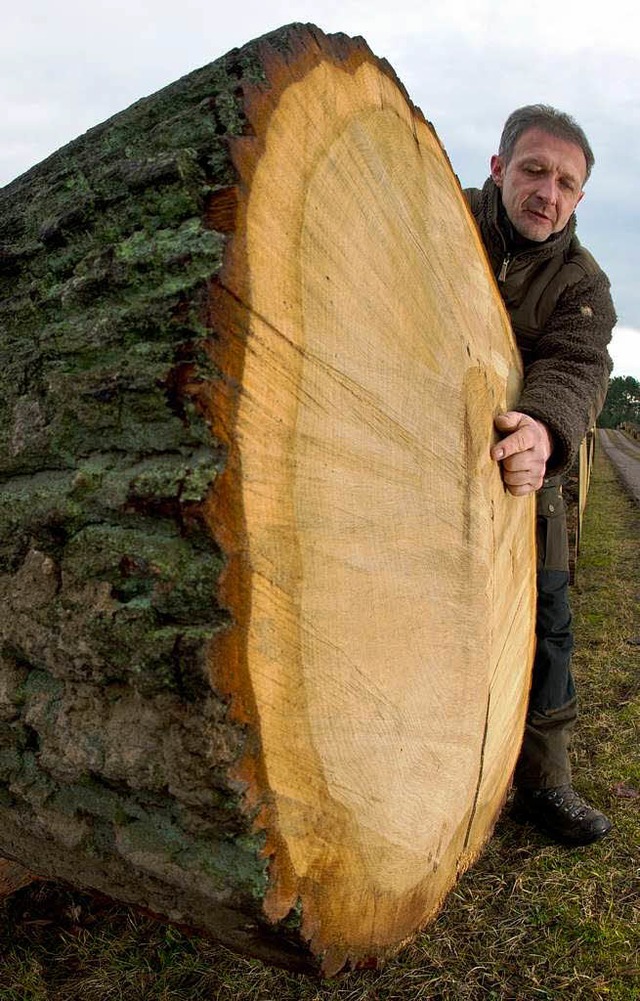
left=598, top=428, right=640, bottom=504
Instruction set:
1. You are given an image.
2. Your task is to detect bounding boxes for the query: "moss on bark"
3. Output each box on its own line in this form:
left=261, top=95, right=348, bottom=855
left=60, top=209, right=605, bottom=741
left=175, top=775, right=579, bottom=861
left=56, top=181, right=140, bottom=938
left=0, top=25, right=292, bottom=954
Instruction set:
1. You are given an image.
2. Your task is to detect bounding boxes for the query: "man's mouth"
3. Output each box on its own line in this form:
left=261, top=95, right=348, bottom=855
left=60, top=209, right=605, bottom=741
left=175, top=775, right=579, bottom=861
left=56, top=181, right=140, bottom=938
left=524, top=206, right=553, bottom=224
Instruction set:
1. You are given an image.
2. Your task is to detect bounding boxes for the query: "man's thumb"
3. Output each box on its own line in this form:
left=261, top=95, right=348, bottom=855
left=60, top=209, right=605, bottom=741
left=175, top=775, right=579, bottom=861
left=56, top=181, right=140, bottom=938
left=494, top=411, right=523, bottom=430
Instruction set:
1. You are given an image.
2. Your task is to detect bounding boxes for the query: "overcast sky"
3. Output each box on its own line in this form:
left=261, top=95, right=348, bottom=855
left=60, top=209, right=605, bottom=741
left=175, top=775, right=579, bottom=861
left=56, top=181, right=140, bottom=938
left=3, top=0, right=638, bottom=377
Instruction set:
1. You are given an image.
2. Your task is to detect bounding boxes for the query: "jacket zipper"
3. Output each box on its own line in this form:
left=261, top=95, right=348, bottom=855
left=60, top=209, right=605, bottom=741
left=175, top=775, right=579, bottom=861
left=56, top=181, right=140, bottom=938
left=498, top=254, right=511, bottom=282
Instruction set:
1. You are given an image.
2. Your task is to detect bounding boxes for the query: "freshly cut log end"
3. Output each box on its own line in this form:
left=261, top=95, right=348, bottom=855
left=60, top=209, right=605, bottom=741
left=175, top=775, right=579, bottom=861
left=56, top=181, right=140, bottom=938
left=206, top=23, right=536, bottom=971
left=0, top=23, right=535, bottom=975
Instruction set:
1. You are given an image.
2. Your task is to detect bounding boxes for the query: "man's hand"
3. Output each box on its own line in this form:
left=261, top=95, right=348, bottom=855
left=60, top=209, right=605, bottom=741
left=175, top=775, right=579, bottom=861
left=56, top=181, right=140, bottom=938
left=491, top=412, right=553, bottom=496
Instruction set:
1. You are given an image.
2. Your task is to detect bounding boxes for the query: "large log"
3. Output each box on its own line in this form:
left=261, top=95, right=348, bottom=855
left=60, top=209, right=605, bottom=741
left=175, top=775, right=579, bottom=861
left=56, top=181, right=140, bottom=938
left=0, top=24, right=535, bottom=974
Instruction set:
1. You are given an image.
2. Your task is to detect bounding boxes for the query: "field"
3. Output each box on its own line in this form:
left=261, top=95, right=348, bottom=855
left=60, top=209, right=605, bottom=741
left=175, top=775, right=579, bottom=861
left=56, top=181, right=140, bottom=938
left=1, top=444, right=638, bottom=1001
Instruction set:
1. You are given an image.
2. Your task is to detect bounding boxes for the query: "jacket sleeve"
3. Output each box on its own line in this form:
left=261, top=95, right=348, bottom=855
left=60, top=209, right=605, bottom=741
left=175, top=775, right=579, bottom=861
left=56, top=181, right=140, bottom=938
left=516, top=271, right=616, bottom=476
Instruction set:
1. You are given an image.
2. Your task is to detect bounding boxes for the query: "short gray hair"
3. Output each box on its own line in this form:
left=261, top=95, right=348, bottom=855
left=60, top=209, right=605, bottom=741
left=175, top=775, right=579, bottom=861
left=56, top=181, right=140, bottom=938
left=498, top=105, right=594, bottom=182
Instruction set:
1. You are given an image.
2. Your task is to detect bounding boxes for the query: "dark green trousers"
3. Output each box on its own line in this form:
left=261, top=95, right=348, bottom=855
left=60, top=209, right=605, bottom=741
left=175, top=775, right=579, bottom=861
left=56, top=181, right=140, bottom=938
left=514, top=477, right=577, bottom=789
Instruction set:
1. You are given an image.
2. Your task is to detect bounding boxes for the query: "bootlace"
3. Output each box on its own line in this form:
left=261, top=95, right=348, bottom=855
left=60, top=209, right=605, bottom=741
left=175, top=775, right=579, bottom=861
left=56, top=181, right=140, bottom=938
left=539, top=786, right=591, bottom=820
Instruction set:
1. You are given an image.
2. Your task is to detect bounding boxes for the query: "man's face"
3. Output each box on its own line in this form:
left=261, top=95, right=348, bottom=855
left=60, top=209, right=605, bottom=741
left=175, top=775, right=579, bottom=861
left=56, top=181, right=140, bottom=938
left=490, top=127, right=587, bottom=242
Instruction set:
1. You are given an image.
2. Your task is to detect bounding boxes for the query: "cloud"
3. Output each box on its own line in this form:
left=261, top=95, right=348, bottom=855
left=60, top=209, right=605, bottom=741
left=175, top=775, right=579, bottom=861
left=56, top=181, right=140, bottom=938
left=609, top=327, right=640, bottom=381
left=2, top=1, right=638, bottom=330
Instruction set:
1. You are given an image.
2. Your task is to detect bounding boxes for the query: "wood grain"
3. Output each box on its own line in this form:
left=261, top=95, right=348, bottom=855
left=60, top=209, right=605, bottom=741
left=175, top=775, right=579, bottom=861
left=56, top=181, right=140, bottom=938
left=206, top=26, right=536, bottom=971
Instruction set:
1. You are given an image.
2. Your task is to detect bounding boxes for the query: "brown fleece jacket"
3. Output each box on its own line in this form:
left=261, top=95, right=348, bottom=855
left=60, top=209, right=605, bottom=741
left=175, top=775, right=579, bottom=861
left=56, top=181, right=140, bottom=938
left=465, top=178, right=616, bottom=476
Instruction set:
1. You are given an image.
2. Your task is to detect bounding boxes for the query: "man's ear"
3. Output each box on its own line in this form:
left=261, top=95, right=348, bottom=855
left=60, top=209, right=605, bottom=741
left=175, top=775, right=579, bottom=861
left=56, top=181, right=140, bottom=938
left=490, top=154, right=504, bottom=188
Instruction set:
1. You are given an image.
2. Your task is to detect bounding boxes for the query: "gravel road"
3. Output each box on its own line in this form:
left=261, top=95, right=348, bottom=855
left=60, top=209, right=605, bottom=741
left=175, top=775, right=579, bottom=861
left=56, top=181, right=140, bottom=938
left=598, top=428, right=640, bottom=505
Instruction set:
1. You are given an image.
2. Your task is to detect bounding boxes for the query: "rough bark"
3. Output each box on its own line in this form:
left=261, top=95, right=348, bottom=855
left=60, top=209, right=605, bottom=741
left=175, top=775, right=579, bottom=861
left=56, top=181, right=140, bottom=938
left=0, top=858, right=38, bottom=896
left=0, top=23, right=536, bottom=974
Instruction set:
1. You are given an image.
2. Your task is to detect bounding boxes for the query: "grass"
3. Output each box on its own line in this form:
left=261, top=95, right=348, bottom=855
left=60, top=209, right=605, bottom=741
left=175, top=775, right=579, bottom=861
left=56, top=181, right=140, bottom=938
left=0, top=444, right=638, bottom=1001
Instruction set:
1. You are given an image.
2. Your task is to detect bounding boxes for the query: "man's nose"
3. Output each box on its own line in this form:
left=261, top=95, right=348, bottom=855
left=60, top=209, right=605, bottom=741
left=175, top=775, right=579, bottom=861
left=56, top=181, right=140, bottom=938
left=536, top=174, right=558, bottom=205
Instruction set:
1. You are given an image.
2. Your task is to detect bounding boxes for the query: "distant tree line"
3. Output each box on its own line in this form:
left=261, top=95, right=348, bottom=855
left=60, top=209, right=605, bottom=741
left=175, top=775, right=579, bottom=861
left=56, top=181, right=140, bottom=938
left=598, top=375, right=640, bottom=428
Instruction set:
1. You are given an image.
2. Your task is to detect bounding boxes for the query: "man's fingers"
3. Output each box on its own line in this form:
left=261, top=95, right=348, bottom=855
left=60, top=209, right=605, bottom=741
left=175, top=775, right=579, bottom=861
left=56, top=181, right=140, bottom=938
left=491, top=427, right=535, bottom=460
left=502, top=467, right=537, bottom=485
left=492, top=412, right=553, bottom=464
left=501, top=448, right=547, bottom=486
left=502, top=467, right=545, bottom=488
left=491, top=411, right=551, bottom=495
left=493, top=411, right=522, bottom=430
left=500, top=450, right=539, bottom=473
left=504, top=482, right=538, bottom=497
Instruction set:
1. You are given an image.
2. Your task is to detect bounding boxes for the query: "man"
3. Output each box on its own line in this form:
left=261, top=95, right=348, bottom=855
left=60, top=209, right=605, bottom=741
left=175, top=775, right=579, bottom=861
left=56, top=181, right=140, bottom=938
left=465, top=105, right=616, bottom=845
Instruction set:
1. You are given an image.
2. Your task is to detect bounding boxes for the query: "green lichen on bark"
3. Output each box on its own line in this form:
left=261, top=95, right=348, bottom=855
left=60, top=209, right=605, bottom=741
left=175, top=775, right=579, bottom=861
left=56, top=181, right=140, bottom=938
left=0, top=27, right=292, bottom=933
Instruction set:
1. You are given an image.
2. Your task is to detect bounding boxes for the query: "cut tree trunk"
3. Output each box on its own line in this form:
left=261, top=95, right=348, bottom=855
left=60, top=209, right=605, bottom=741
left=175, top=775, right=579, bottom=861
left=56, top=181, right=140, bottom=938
left=0, top=23, right=536, bottom=975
